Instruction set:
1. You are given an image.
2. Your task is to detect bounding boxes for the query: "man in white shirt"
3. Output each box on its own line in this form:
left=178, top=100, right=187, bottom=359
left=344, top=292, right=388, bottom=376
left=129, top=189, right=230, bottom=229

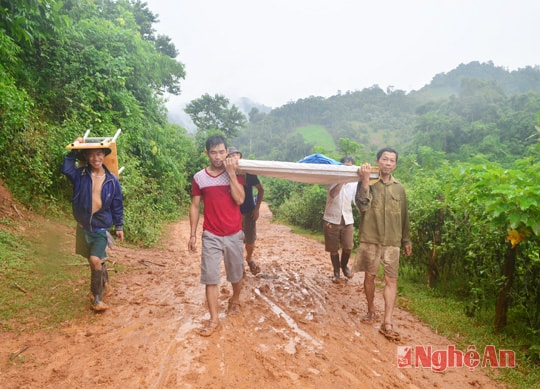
left=322, top=156, right=357, bottom=283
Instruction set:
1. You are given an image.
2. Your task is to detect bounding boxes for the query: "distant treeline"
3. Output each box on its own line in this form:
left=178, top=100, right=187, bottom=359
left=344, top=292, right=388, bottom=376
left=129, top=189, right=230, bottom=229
left=233, top=61, right=540, bottom=166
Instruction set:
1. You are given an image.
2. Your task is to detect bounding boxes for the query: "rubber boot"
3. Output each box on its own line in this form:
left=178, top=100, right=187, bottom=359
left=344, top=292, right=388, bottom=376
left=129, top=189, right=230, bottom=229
left=102, top=262, right=109, bottom=285
left=102, top=262, right=112, bottom=296
left=341, top=252, right=353, bottom=279
left=90, top=269, right=108, bottom=311
left=331, top=254, right=341, bottom=283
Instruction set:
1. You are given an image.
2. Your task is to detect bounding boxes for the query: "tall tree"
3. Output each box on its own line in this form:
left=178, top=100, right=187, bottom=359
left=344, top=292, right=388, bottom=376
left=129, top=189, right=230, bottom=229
left=185, top=93, right=247, bottom=139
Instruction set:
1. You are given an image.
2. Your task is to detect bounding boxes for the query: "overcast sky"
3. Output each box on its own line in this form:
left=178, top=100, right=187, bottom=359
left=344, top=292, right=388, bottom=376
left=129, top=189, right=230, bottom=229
left=143, top=0, right=540, bottom=109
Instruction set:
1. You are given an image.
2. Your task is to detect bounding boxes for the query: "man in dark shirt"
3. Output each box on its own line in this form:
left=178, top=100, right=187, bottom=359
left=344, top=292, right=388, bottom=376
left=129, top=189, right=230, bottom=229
left=228, top=147, right=265, bottom=275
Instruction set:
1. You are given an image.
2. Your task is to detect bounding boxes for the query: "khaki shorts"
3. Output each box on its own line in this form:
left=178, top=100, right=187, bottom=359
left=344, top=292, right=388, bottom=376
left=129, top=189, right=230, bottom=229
left=323, top=220, right=354, bottom=252
left=242, top=211, right=257, bottom=244
left=200, top=230, right=244, bottom=285
left=353, top=242, right=400, bottom=278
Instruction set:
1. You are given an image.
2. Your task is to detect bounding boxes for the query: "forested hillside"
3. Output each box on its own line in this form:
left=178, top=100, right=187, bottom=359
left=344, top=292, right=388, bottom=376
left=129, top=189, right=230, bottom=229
left=0, top=0, right=200, bottom=245
left=233, top=61, right=540, bottom=165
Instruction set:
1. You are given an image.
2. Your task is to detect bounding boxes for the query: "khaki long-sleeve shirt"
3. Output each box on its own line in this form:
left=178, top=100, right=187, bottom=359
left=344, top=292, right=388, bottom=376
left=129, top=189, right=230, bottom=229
left=355, top=177, right=411, bottom=248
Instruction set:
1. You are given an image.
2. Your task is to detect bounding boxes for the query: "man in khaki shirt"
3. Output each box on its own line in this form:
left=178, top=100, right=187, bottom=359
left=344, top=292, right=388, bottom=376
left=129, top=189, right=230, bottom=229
left=354, top=148, right=412, bottom=341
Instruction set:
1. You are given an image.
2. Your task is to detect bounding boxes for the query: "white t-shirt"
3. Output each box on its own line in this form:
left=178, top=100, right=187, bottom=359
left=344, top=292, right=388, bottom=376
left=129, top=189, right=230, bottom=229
left=322, top=182, right=357, bottom=225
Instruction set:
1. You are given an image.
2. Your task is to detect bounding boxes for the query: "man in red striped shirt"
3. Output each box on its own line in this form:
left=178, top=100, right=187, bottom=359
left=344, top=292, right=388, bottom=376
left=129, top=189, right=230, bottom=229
left=188, top=135, right=245, bottom=337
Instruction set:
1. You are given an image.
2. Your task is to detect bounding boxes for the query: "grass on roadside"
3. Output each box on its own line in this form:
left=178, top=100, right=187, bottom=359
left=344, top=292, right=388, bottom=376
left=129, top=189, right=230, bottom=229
left=0, top=223, right=92, bottom=332
left=398, top=272, right=540, bottom=389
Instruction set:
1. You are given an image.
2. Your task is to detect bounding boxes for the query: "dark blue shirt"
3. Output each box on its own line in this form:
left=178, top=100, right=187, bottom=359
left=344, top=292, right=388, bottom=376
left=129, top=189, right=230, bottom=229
left=240, top=173, right=260, bottom=214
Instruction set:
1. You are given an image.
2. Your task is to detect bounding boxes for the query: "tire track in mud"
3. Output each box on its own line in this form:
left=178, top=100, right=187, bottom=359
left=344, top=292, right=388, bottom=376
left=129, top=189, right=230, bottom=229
left=254, top=287, right=323, bottom=349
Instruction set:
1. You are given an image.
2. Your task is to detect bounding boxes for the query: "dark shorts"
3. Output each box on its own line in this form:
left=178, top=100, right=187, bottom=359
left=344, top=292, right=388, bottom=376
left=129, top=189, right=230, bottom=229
left=76, top=225, right=108, bottom=260
left=242, top=211, right=257, bottom=244
left=323, top=220, right=354, bottom=252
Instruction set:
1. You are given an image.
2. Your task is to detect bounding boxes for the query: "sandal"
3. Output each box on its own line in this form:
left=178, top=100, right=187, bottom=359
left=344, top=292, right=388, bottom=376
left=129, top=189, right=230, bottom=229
left=199, top=320, right=221, bottom=337
left=227, top=300, right=241, bottom=316
left=379, top=323, right=401, bottom=341
left=247, top=260, right=261, bottom=275
left=361, top=311, right=376, bottom=323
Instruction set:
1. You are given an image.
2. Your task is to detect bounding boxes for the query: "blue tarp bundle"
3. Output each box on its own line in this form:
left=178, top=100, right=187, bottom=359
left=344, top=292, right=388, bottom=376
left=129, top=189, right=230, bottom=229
left=297, top=153, right=341, bottom=165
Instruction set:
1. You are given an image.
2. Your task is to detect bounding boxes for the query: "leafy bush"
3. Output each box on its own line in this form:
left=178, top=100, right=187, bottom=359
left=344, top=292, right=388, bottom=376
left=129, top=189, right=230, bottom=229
left=277, top=184, right=327, bottom=232
left=262, top=178, right=303, bottom=214
left=404, top=152, right=540, bottom=334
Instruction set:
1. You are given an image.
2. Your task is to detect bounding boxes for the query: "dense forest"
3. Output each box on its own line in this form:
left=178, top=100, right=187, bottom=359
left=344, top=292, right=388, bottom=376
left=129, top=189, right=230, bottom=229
left=1, top=0, right=540, bottom=365
left=0, top=0, right=199, bottom=245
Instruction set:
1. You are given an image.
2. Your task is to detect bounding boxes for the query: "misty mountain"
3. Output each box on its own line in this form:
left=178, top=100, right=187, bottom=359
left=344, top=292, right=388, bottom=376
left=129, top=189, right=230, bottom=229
left=232, top=61, right=540, bottom=164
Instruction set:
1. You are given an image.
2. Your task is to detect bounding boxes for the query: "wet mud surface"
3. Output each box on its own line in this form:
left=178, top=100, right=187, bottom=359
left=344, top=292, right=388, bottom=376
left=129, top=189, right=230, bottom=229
left=0, top=199, right=505, bottom=388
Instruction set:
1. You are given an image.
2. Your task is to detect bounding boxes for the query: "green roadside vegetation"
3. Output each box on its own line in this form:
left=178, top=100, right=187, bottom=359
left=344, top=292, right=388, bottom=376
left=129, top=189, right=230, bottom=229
left=0, top=223, right=91, bottom=331
left=398, top=273, right=540, bottom=388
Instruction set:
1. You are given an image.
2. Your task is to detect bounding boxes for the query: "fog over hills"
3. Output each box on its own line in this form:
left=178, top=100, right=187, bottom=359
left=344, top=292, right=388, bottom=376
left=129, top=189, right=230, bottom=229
left=164, top=60, right=540, bottom=133
left=165, top=95, right=272, bottom=133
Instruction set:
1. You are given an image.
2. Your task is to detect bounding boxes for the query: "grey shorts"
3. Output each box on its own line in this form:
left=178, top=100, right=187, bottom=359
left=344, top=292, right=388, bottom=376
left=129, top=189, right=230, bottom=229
left=242, top=211, right=257, bottom=244
left=323, top=220, right=354, bottom=252
left=200, top=230, right=244, bottom=285
left=353, top=242, right=400, bottom=278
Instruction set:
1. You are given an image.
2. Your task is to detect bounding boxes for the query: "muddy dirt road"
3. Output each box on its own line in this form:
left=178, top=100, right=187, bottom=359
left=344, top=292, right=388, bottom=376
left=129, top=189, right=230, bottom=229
left=1, top=201, right=504, bottom=388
